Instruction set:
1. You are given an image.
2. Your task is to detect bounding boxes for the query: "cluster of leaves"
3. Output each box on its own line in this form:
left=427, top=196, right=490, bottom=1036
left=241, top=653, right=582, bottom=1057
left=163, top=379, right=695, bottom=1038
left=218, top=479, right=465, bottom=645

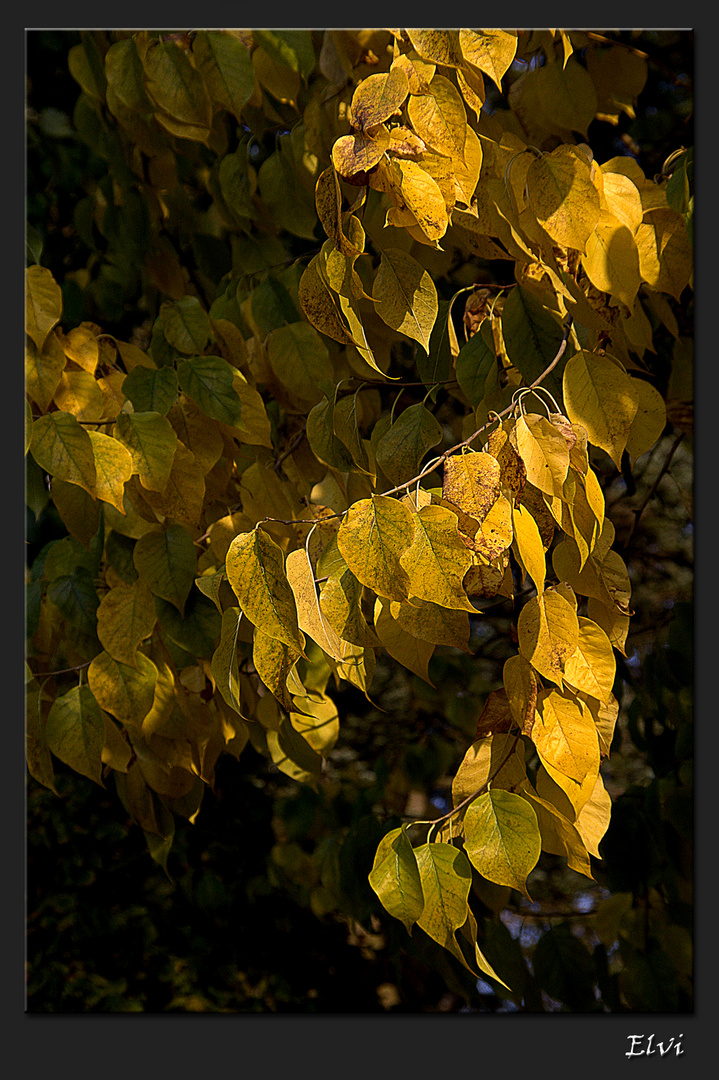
left=26, top=28, right=692, bottom=1004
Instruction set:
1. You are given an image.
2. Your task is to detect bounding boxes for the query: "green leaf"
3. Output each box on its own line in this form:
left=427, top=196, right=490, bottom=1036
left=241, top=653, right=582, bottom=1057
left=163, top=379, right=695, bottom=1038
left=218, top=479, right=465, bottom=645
left=160, top=297, right=212, bottom=355
left=155, top=592, right=222, bottom=660
left=375, top=403, right=443, bottom=487
left=254, top=30, right=316, bottom=80
left=502, top=284, right=568, bottom=394
left=369, top=826, right=425, bottom=934
left=193, top=31, right=254, bottom=121
left=113, top=411, right=178, bottom=492
left=177, top=356, right=242, bottom=426
left=372, top=248, right=438, bottom=353
left=307, top=395, right=356, bottom=472
left=47, top=567, right=99, bottom=636
left=266, top=322, right=334, bottom=408
left=122, top=366, right=178, bottom=415
left=30, top=411, right=96, bottom=497
left=45, top=685, right=106, bottom=785
left=532, top=921, right=597, bottom=1009
left=417, top=299, right=453, bottom=389
left=464, top=790, right=541, bottom=898
left=337, top=495, right=415, bottom=604
left=210, top=607, right=245, bottom=715
left=26, top=222, right=43, bottom=265
left=133, top=525, right=198, bottom=615
left=456, top=326, right=495, bottom=406
left=104, top=38, right=151, bottom=112
left=142, top=39, right=212, bottom=136
left=226, top=528, right=306, bottom=653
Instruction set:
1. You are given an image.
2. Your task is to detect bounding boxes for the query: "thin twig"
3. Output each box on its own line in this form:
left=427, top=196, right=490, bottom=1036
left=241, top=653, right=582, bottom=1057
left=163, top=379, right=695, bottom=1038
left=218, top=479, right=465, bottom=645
left=29, top=659, right=92, bottom=678
left=407, top=730, right=522, bottom=832
left=622, top=432, right=684, bottom=551
left=254, top=319, right=573, bottom=529
left=378, top=317, right=573, bottom=500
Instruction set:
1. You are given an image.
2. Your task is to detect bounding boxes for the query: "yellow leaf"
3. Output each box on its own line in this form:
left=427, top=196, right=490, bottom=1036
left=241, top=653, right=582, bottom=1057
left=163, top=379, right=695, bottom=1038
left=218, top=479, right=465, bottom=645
left=387, top=124, right=427, bottom=160
left=286, top=547, right=346, bottom=662
left=635, top=209, right=693, bottom=301
left=526, top=146, right=601, bottom=252
left=586, top=597, right=629, bottom=656
left=582, top=691, right=620, bottom=756
left=226, top=527, right=306, bottom=653
left=88, top=650, right=158, bottom=727
left=407, top=74, right=467, bottom=159
left=337, top=495, right=415, bottom=603
left=471, top=493, right=514, bottom=561
left=458, top=29, right=517, bottom=87
left=232, top=373, right=273, bottom=448
left=389, top=598, right=470, bottom=652
left=519, top=784, right=593, bottom=879
left=535, top=758, right=598, bottom=821
left=252, top=627, right=301, bottom=710
left=87, top=430, right=133, bottom=513
left=374, top=598, right=434, bottom=684
left=372, top=248, right=438, bottom=353
left=290, top=691, right=340, bottom=756
left=26, top=333, right=66, bottom=412
left=512, top=504, right=546, bottom=596
left=625, top=378, right=668, bottom=464
left=563, top=616, right=616, bottom=703
left=517, top=583, right=579, bottom=687
left=168, top=400, right=224, bottom=473
left=442, top=450, right=501, bottom=533
left=454, top=124, right=483, bottom=206
left=332, top=125, right=390, bottom=177
left=397, top=159, right=449, bottom=242
left=314, top=167, right=363, bottom=257
left=53, top=370, right=105, bottom=423
left=601, top=171, right=644, bottom=233
left=319, top=568, right=379, bottom=649
left=400, top=504, right=476, bottom=612
left=452, top=733, right=527, bottom=806
left=96, top=580, right=157, bottom=667
left=405, top=30, right=463, bottom=68
left=532, top=688, right=600, bottom=784
left=574, top=773, right=612, bottom=857
left=62, top=324, right=100, bottom=374
left=562, top=351, right=639, bottom=469
left=391, top=51, right=436, bottom=95
left=582, top=208, right=642, bottom=310
left=30, top=411, right=97, bottom=497
left=503, top=654, right=539, bottom=734
left=299, top=254, right=356, bottom=346
left=349, top=67, right=409, bottom=130
left=26, top=265, right=62, bottom=351
left=514, top=413, right=570, bottom=500
left=456, top=63, right=485, bottom=118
